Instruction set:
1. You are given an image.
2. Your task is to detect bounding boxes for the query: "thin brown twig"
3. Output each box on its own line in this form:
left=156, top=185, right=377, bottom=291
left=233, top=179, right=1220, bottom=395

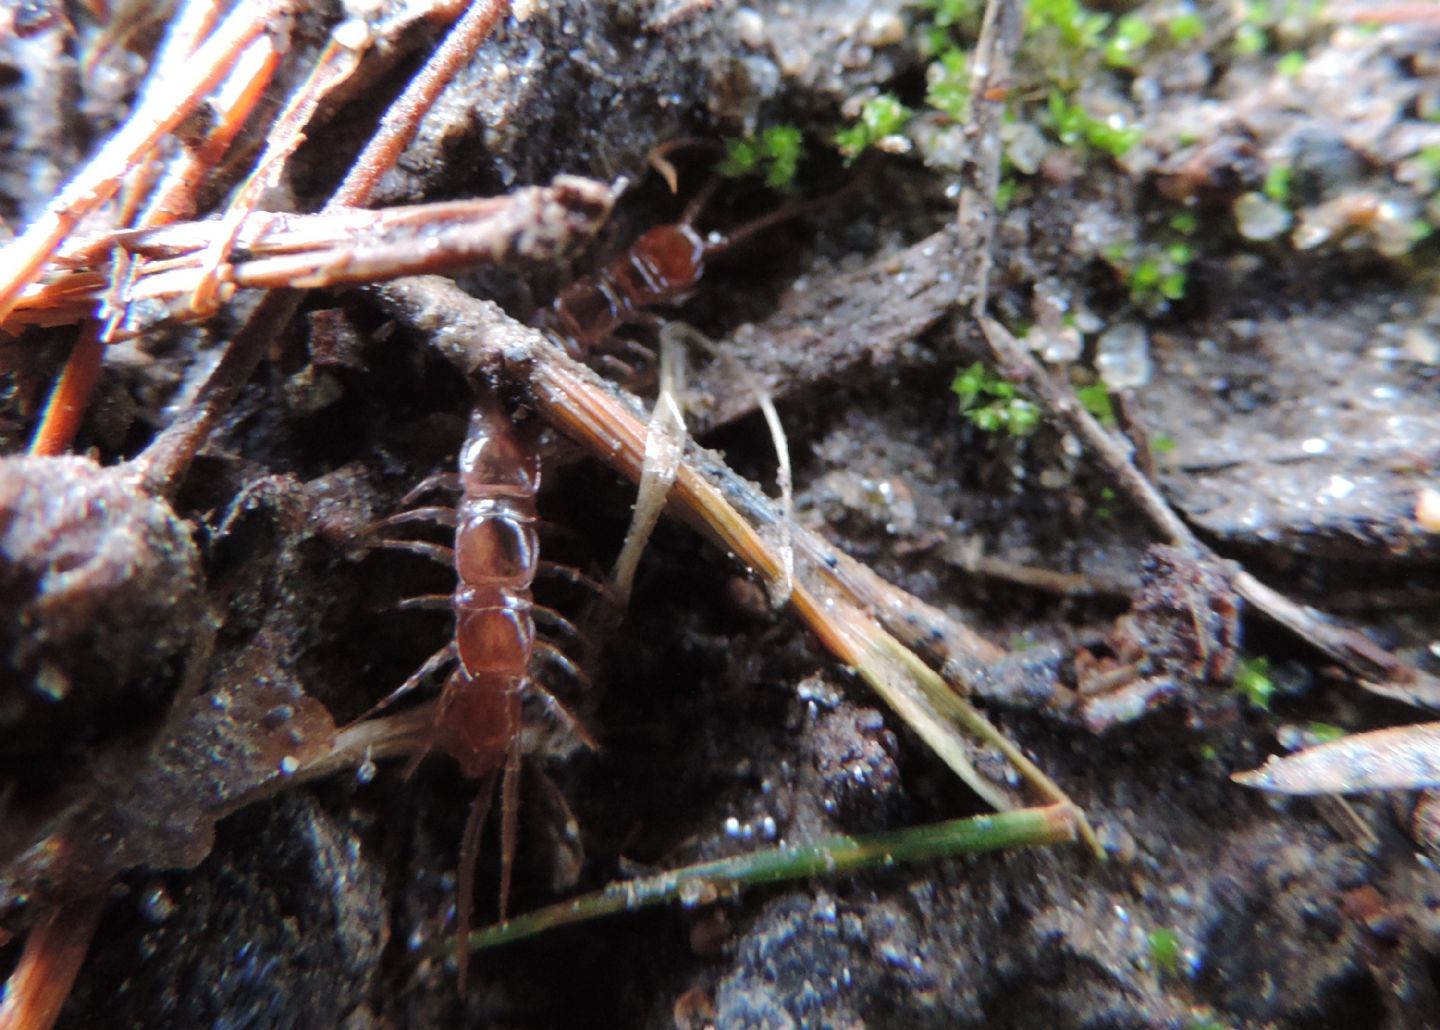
left=329, top=0, right=513, bottom=209
left=188, top=21, right=372, bottom=315
left=131, top=0, right=533, bottom=498
left=26, top=31, right=282, bottom=455
left=10, top=187, right=615, bottom=334
left=0, top=0, right=297, bottom=323
left=977, top=315, right=1440, bottom=708
left=957, top=0, right=1024, bottom=315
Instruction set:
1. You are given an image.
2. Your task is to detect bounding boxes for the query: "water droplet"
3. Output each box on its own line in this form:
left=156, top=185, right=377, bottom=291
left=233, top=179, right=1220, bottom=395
left=141, top=885, right=175, bottom=924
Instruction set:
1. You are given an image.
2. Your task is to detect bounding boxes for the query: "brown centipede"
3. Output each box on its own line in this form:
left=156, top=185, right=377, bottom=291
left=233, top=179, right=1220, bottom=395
left=370, top=390, right=594, bottom=989
left=541, top=167, right=846, bottom=359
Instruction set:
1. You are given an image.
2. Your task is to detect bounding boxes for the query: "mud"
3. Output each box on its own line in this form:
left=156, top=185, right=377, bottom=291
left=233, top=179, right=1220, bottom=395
left=2, top=1, right=1438, bottom=1028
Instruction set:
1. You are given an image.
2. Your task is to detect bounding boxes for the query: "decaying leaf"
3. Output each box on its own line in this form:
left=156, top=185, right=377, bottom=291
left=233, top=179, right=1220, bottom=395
left=1234, top=722, right=1440, bottom=794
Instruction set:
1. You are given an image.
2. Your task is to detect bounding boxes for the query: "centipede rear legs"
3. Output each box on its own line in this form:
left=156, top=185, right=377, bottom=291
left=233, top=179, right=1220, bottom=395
left=366, top=391, right=596, bottom=989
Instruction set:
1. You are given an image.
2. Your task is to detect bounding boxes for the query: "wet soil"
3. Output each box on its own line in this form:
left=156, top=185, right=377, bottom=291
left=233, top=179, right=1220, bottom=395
left=2, top=2, right=1440, bottom=1028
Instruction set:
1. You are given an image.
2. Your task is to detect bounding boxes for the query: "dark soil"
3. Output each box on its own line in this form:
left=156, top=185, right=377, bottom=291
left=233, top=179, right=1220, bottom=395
left=2, top=2, right=1439, bottom=1028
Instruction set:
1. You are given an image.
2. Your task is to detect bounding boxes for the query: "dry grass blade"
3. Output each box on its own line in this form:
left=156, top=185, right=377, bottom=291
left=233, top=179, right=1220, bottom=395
left=1234, top=722, right=1440, bottom=794
left=0, top=895, right=104, bottom=1030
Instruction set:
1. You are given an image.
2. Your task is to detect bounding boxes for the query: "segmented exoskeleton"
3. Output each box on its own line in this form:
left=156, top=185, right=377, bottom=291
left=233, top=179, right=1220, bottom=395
left=541, top=174, right=838, bottom=358
left=370, top=392, right=592, bottom=988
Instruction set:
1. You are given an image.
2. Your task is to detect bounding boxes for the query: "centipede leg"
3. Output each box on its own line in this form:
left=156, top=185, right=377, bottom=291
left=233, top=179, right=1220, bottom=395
left=527, top=680, right=600, bottom=752
left=393, top=594, right=453, bottom=612
left=360, top=642, right=456, bottom=721
left=498, top=729, right=522, bottom=922
left=531, top=604, right=584, bottom=649
left=374, top=505, right=458, bottom=530
left=369, top=539, right=456, bottom=565
left=399, top=472, right=462, bottom=506
left=455, top=769, right=498, bottom=995
left=533, top=640, right=591, bottom=692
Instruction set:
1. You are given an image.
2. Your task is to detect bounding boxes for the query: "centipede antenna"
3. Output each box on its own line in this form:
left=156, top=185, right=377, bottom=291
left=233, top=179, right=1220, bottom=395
left=374, top=505, right=458, bottom=530
left=704, top=171, right=864, bottom=259
left=595, top=353, right=642, bottom=381
left=498, top=735, right=522, bottom=923
left=369, top=539, right=456, bottom=565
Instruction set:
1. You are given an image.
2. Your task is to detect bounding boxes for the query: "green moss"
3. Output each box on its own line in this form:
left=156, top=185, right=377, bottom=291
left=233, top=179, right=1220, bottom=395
left=1276, top=50, right=1305, bottom=77
left=1306, top=722, right=1346, bottom=744
left=835, top=93, right=912, bottom=160
left=1234, top=656, right=1275, bottom=710
left=1076, top=383, right=1116, bottom=425
left=1029, top=0, right=1110, bottom=51
left=1233, top=23, right=1267, bottom=54
left=719, top=126, right=806, bottom=189
left=951, top=362, right=1040, bottom=436
left=1151, top=434, right=1177, bottom=454
left=1104, top=14, right=1155, bottom=68
left=922, top=0, right=983, bottom=32
left=1148, top=927, right=1181, bottom=975
left=927, top=48, right=971, bottom=120
left=1169, top=211, right=1199, bottom=235
left=1168, top=10, right=1206, bottom=43
left=1047, top=91, right=1142, bottom=157
left=1103, top=236, right=1193, bottom=309
left=1262, top=164, right=1293, bottom=205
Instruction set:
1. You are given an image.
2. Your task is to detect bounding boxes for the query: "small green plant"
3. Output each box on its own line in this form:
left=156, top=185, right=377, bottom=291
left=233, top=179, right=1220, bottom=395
left=1104, top=240, right=1192, bottom=307
left=835, top=93, right=912, bottom=161
left=1076, top=383, right=1116, bottom=425
left=1169, top=210, right=1199, bottom=235
left=951, top=362, right=1041, bottom=436
left=926, top=48, right=970, bottom=120
left=1262, top=164, right=1293, bottom=205
left=920, top=0, right=983, bottom=50
left=1306, top=722, right=1346, bottom=744
left=1104, top=14, right=1155, bottom=69
left=1132, top=245, right=1191, bottom=303
left=1029, top=0, right=1110, bottom=52
left=1235, top=656, right=1275, bottom=710
left=1147, top=927, right=1181, bottom=975
left=1233, top=23, right=1267, bottom=54
left=1275, top=50, right=1305, bottom=77
left=1105, top=239, right=1198, bottom=308
left=1047, top=91, right=1142, bottom=158
left=1151, top=434, right=1177, bottom=454
left=1168, top=10, right=1206, bottom=43
left=1416, top=144, right=1440, bottom=178
left=718, top=125, right=806, bottom=190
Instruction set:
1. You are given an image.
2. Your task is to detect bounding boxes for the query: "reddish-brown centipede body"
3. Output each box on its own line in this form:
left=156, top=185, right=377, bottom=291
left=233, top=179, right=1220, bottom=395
left=371, top=391, right=594, bottom=988
left=542, top=173, right=841, bottom=359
